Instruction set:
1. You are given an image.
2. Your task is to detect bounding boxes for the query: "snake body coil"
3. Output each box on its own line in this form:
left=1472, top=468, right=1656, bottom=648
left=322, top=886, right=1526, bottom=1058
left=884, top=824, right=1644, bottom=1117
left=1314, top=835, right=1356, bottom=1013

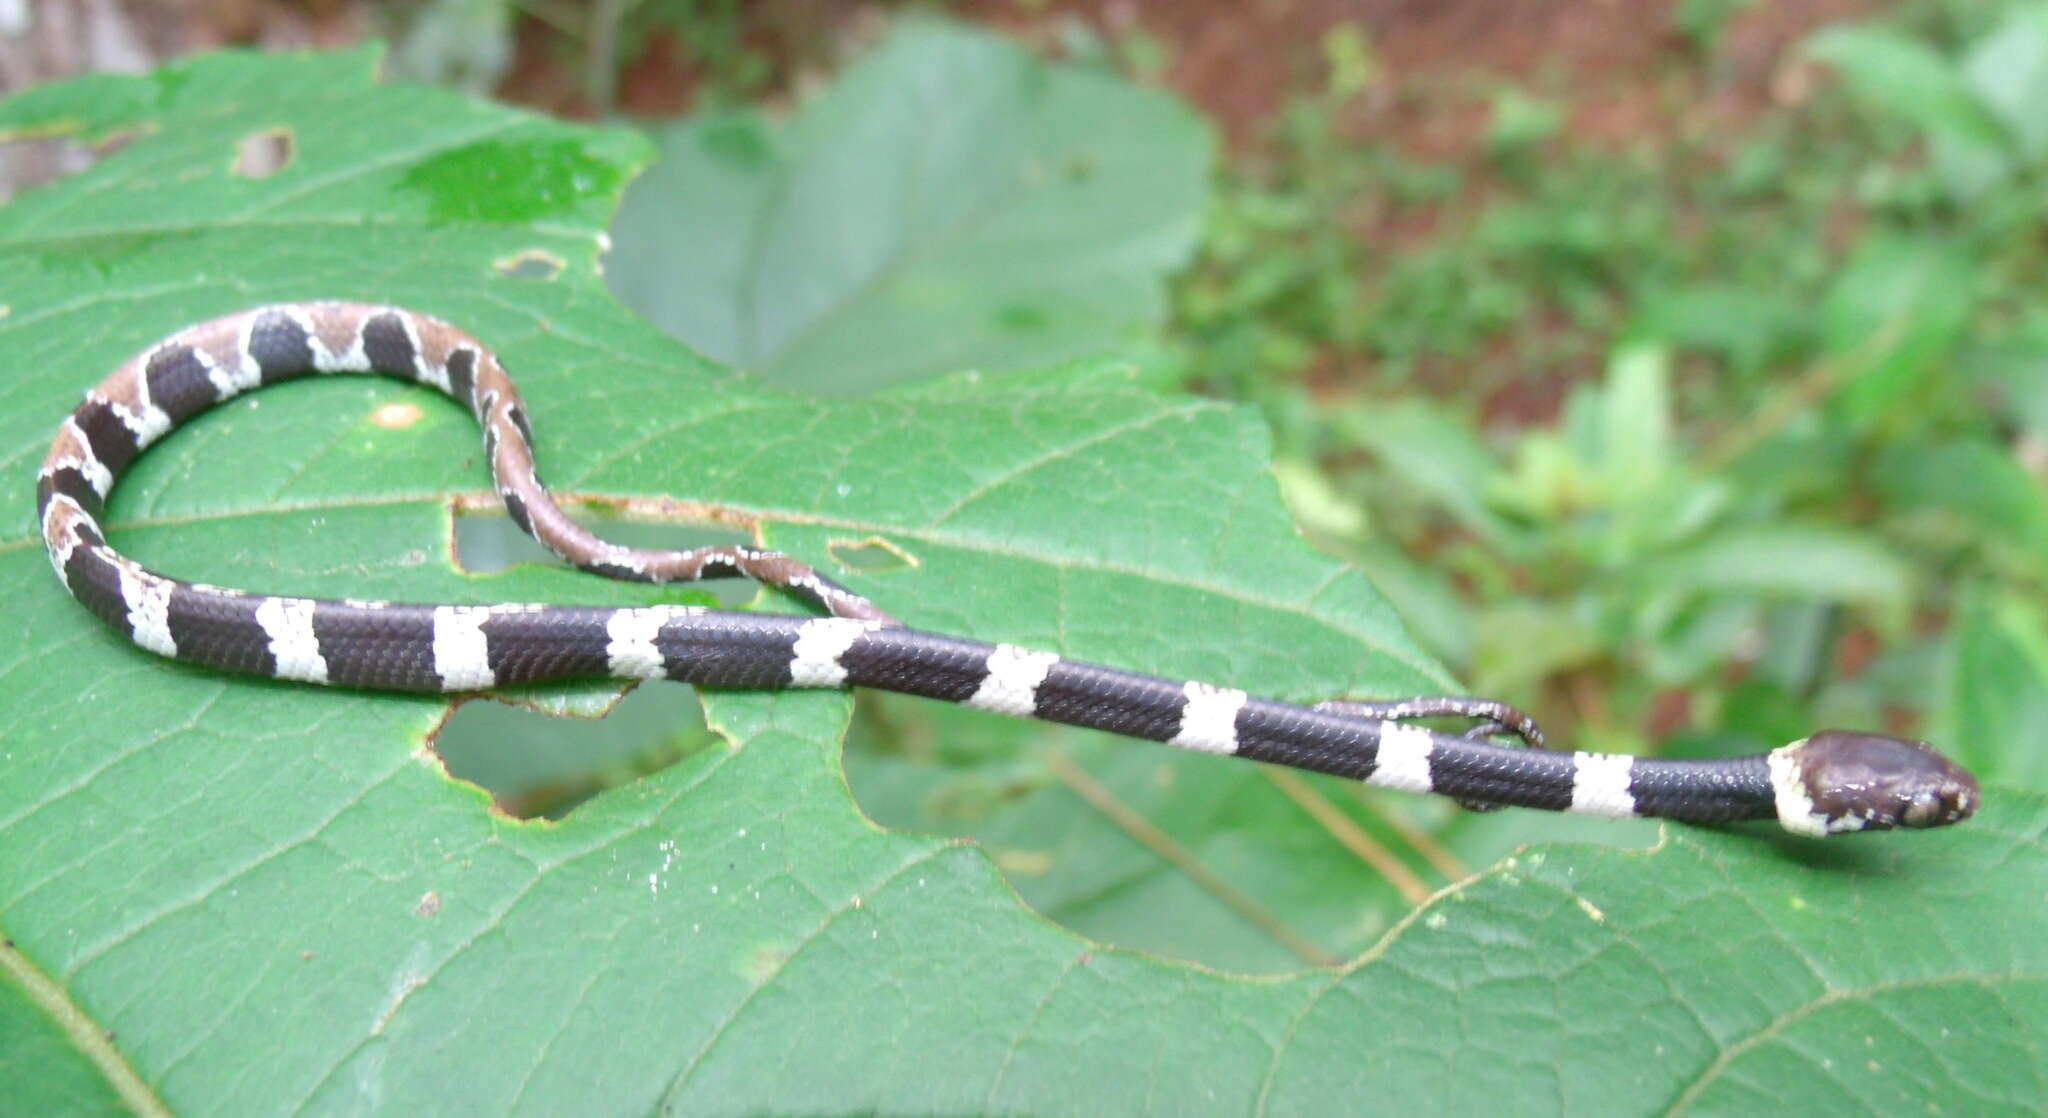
left=39, top=303, right=1979, bottom=836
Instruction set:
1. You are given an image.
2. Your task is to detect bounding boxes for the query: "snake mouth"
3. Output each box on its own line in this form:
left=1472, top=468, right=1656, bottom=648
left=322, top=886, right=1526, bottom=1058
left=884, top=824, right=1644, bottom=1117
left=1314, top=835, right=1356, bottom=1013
left=1772, top=731, right=1980, bottom=835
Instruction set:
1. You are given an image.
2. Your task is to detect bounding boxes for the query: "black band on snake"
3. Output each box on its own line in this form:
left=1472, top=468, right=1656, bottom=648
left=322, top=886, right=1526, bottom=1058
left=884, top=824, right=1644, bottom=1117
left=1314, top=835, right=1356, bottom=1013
left=38, top=303, right=1980, bottom=837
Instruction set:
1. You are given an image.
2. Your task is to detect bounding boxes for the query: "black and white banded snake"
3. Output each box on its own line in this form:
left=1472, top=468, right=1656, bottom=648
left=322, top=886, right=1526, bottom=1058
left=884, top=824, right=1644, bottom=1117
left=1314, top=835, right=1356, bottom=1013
left=38, top=303, right=1979, bottom=836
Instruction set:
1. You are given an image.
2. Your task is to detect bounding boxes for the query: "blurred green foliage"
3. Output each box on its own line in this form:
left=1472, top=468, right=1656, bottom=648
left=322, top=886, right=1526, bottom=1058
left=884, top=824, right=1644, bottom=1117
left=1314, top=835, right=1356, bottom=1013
left=1172, top=1, right=2048, bottom=779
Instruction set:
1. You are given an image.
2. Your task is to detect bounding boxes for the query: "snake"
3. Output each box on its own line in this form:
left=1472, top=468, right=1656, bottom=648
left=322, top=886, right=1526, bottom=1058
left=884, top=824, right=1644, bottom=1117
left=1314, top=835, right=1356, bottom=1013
left=37, top=303, right=1980, bottom=837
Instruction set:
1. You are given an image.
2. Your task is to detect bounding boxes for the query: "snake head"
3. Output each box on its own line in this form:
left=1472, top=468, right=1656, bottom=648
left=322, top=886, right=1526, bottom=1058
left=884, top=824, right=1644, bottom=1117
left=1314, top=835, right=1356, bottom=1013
left=1768, top=730, right=1980, bottom=836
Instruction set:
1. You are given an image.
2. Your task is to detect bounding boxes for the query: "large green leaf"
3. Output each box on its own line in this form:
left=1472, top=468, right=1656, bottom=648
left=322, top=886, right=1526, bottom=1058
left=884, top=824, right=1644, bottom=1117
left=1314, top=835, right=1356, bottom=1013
left=1, top=48, right=2040, bottom=1116
left=604, top=20, right=1212, bottom=395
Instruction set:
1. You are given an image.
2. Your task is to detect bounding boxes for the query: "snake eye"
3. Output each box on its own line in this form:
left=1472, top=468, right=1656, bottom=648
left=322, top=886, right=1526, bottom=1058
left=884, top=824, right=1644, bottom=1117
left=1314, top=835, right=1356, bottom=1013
left=1901, top=790, right=1945, bottom=827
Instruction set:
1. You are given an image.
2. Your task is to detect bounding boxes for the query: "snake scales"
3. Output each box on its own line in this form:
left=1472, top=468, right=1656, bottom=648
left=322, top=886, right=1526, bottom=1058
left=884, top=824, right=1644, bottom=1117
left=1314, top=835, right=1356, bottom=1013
left=38, top=303, right=1980, bottom=836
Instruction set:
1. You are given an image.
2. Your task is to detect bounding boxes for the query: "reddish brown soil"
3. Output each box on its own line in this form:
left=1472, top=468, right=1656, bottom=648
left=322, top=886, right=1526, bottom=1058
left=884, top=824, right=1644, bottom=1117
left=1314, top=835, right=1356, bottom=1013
left=13, top=1, right=1883, bottom=191
left=485, top=1, right=1888, bottom=159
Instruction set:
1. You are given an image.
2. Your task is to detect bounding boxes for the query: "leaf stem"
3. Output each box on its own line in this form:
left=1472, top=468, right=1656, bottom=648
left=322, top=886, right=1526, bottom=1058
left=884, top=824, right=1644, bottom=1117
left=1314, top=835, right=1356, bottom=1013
left=1042, top=747, right=1341, bottom=968
left=1349, top=786, right=1472, bottom=882
left=1262, top=768, right=1432, bottom=904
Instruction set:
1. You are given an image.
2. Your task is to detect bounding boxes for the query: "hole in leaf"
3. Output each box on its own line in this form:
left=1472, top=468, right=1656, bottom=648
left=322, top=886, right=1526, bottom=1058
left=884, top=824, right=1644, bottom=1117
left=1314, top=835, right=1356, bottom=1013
left=495, top=248, right=565, bottom=280
left=436, top=682, right=718, bottom=819
left=827, top=536, right=916, bottom=574
left=0, top=123, right=146, bottom=199
left=233, top=127, right=293, bottom=179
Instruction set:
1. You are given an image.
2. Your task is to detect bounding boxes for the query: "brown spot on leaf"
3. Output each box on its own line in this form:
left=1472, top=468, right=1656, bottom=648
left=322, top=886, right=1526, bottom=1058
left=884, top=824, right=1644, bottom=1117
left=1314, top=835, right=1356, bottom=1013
left=745, top=945, right=789, bottom=984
